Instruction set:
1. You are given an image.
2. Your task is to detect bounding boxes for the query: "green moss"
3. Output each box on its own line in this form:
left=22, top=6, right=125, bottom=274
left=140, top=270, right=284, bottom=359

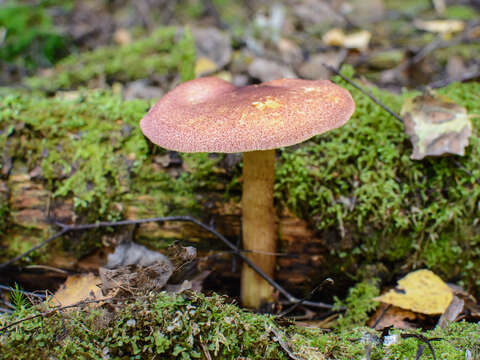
left=1, top=291, right=478, bottom=359
left=0, top=86, right=226, bottom=261
left=388, top=323, right=480, bottom=358
left=444, top=5, right=478, bottom=20
left=26, top=26, right=196, bottom=90
left=1, top=91, right=145, bottom=220
left=0, top=89, right=207, bottom=223
left=1, top=292, right=287, bottom=359
left=384, top=0, right=430, bottom=14
left=333, top=280, right=380, bottom=331
left=177, top=0, right=206, bottom=19
left=2, top=66, right=480, bottom=291
left=176, top=27, right=196, bottom=82
left=0, top=198, right=8, bottom=235
left=0, top=1, right=70, bottom=70
left=275, top=67, right=480, bottom=290
left=175, top=0, right=247, bottom=32
left=6, top=230, right=36, bottom=256
left=422, top=234, right=462, bottom=273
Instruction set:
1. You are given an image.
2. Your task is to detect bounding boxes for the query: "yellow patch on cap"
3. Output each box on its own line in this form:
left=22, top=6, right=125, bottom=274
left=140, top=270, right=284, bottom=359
left=252, top=97, right=282, bottom=111
left=302, top=87, right=321, bottom=93
left=238, top=112, right=248, bottom=126
left=325, top=94, right=342, bottom=104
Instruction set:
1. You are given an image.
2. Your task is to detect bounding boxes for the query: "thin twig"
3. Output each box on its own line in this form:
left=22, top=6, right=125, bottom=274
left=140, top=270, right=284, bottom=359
left=327, top=61, right=480, bottom=185
left=0, top=229, right=68, bottom=269
left=401, top=333, right=442, bottom=360
left=271, top=326, right=306, bottom=360
left=429, top=67, right=480, bottom=89
left=2, top=301, right=14, bottom=310
left=24, top=265, right=69, bottom=274
left=0, top=298, right=112, bottom=333
left=415, top=344, right=425, bottom=360
left=0, top=216, right=334, bottom=309
left=324, top=63, right=404, bottom=123
left=382, top=21, right=480, bottom=86
left=408, top=34, right=444, bottom=69
left=200, top=339, right=213, bottom=360
left=372, top=304, right=392, bottom=330
left=0, top=285, right=47, bottom=299
left=277, top=278, right=335, bottom=317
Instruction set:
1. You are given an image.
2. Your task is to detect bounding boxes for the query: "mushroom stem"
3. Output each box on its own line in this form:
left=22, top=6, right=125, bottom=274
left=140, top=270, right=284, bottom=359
left=241, top=149, right=276, bottom=308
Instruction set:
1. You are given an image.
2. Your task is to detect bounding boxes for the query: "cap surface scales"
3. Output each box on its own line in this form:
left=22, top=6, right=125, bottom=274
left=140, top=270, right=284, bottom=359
left=140, top=77, right=355, bottom=153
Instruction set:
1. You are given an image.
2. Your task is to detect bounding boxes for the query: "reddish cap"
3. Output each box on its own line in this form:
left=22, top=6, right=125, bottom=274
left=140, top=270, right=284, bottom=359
left=140, top=77, right=355, bottom=153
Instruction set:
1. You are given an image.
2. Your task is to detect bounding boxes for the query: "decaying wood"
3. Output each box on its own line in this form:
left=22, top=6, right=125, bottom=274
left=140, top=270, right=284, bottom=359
left=0, top=166, right=341, bottom=298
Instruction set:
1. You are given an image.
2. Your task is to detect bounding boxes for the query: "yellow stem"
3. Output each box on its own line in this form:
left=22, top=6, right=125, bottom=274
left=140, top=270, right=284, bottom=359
left=241, top=149, right=276, bottom=308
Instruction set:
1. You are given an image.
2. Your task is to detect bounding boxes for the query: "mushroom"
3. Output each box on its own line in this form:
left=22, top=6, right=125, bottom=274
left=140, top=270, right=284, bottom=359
left=140, top=77, right=355, bottom=308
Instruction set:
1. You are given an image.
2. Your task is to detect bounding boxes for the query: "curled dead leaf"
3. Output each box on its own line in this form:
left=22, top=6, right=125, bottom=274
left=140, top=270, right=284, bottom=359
left=401, top=90, right=472, bottom=160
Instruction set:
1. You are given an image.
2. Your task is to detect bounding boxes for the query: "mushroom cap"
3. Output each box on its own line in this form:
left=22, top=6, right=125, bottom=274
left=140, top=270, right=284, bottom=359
left=140, top=77, right=355, bottom=153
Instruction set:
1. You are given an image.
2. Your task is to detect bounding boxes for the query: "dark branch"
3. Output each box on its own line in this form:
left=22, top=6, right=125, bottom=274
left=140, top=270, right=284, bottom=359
left=401, top=333, right=442, bottom=360
left=0, top=216, right=334, bottom=309
left=324, top=63, right=404, bottom=123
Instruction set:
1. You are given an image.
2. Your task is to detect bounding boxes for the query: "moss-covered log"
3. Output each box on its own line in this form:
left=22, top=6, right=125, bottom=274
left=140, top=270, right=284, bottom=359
left=1, top=77, right=480, bottom=297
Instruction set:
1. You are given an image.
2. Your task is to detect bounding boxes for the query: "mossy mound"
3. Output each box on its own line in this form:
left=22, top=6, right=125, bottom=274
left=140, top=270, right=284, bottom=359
left=25, top=26, right=195, bottom=90
left=0, top=90, right=221, bottom=260
left=276, top=73, right=480, bottom=291
left=1, top=74, right=480, bottom=293
left=1, top=291, right=478, bottom=359
left=0, top=87, right=225, bottom=216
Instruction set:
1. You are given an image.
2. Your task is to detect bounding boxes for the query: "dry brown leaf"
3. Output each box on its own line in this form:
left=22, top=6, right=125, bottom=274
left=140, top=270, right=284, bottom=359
left=374, top=269, right=453, bottom=315
left=51, top=273, right=105, bottom=308
left=401, top=91, right=472, bottom=160
left=368, top=303, right=418, bottom=330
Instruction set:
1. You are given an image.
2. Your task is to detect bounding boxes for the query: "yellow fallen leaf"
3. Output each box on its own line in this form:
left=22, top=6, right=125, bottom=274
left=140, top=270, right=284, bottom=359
left=374, top=269, right=453, bottom=315
left=401, top=90, right=472, bottom=160
left=414, top=19, right=465, bottom=34
left=50, top=273, right=105, bottom=308
left=322, top=28, right=345, bottom=47
left=215, top=71, right=232, bottom=82
left=195, top=56, right=219, bottom=77
left=322, top=28, right=371, bottom=51
left=343, top=30, right=371, bottom=51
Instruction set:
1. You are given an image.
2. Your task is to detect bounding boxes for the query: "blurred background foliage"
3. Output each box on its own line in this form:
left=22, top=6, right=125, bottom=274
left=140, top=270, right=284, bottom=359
left=0, top=1, right=72, bottom=71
